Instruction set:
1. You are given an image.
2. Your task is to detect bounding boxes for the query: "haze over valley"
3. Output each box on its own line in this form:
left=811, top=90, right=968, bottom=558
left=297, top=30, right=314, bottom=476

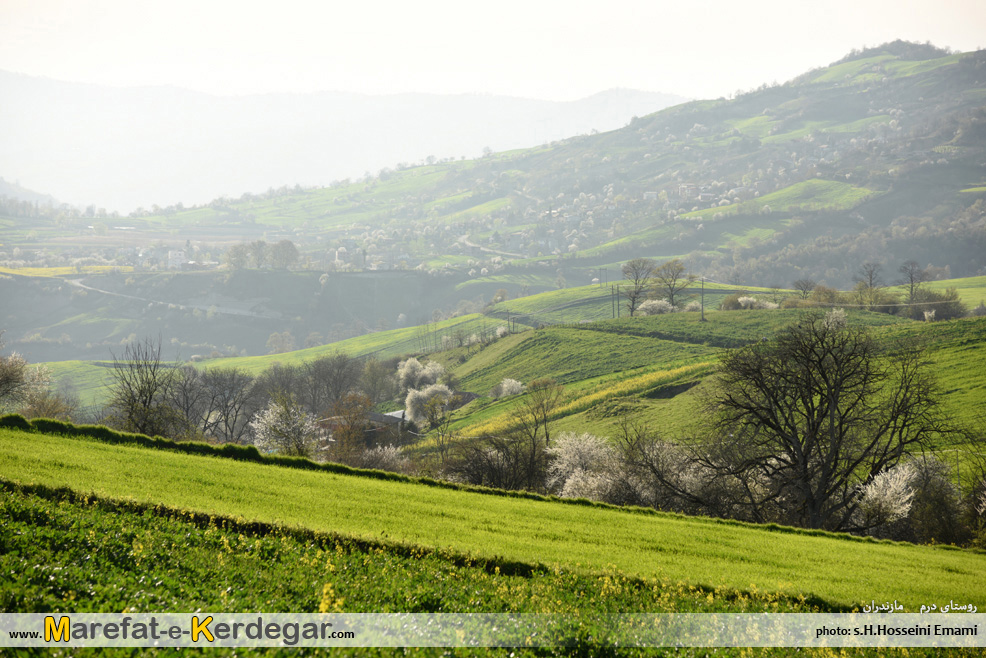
left=2, top=2, right=986, bottom=646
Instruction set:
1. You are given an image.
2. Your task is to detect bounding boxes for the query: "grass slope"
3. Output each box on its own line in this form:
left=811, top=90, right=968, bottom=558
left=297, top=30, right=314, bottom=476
left=2, top=429, right=984, bottom=612
left=0, top=485, right=819, bottom=624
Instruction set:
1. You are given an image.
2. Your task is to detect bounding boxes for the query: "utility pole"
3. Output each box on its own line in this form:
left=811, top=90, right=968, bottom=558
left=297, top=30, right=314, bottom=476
left=700, top=276, right=707, bottom=322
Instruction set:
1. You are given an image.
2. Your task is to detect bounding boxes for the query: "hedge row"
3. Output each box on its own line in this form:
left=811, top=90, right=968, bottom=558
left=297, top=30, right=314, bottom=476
left=0, top=413, right=571, bottom=503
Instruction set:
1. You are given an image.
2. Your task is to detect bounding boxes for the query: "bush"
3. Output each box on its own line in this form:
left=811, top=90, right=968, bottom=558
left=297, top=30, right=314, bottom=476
left=29, top=418, right=74, bottom=436
left=353, top=445, right=410, bottom=474
left=684, top=301, right=703, bottom=313
left=638, top=299, right=675, bottom=315
left=720, top=294, right=743, bottom=311
left=902, top=287, right=967, bottom=321
left=490, top=378, right=525, bottom=399
left=0, top=413, right=32, bottom=431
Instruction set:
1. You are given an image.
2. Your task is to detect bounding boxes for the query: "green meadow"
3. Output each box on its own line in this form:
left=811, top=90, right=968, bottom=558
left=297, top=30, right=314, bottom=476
left=2, top=429, right=985, bottom=613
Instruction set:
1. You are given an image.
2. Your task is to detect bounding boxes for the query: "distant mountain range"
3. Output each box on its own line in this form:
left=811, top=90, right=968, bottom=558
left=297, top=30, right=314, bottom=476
left=0, top=72, right=687, bottom=211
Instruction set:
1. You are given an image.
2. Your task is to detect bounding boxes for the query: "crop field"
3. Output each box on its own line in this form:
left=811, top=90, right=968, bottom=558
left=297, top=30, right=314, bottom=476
left=0, top=265, right=133, bottom=278
left=454, top=361, right=713, bottom=439
left=2, top=429, right=985, bottom=613
left=490, top=282, right=775, bottom=326
left=0, top=485, right=822, bottom=624
left=13, top=486, right=955, bottom=658
left=575, top=308, right=905, bottom=347
left=44, top=359, right=118, bottom=406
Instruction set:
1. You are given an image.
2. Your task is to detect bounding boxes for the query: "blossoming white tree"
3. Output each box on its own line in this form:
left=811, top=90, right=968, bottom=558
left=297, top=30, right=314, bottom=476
left=250, top=394, right=323, bottom=457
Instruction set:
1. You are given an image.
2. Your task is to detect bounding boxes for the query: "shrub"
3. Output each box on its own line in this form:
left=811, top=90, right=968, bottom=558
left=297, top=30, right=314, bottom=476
left=353, top=445, right=410, bottom=474
left=684, top=301, right=703, bottom=313
left=490, top=378, right=525, bottom=399
left=856, top=463, right=916, bottom=531
left=546, top=431, right=614, bottom=494
left=902, top=287, right=966, bottom=321
left=906, top=456, right=965, bottom=544
left=638, top=299, right=675, bottom=315
left=720, top=294, right=742, bottom=311
left=29, top=418, right=74, bottom=436
left=0, top=413, right=32, bottom=431
left=734, top=296, right=779, bottom=310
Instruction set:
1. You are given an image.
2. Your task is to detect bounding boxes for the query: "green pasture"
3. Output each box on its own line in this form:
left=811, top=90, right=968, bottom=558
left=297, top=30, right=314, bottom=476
left=911, top=275, right=986, bottom=309
left=2, top=429, right=985, bottom=612
left=449, top=326, right=713, bottom=395
left=0, top=487, right=825, bottom=638
left=195, top=313, right=509, bottom=374
left=43, top=359, right=117, bottom=406
left=681, top=180, right=880, bottom=221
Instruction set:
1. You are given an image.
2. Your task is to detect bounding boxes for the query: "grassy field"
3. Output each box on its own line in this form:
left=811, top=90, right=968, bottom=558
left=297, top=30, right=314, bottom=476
left=2, top=429, right=985, bottom=613
left=15, top=485, right=966, bottom=657
left=0, top=485, right=822, bottom=627
left=437, top=311, right=984, bottom=453
left=915, top=275, right=986, bottom=309
left=681, top=180, right=881, bottom=221
left=195, top=313, right=511, bottom=374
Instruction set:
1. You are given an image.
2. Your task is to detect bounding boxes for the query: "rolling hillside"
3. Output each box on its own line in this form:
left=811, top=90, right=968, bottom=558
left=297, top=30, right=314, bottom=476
left=3, top=42, right=986, bottom=367
left=3, top=42, right=985, bottom=293
left=2, top=427, right=984, bottom=613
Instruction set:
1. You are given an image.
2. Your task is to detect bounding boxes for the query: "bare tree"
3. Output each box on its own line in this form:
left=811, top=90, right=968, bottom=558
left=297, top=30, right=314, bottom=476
left=518, top=378, right=564, bottom=447
left=432, top=401, right=460, bottom=467
left=854, top=262, right=884, bottom=289
left=327, top=392, right=373, bottom=463
left=303, top=353, right=364, bottom=415
left=270, top=239, right=299, bottom=270
left=711, top=311, right=947, bottom=531
left=361, top=356, right=396, bottom=404
left=793, top=279, right=816, bottom=300
left=653, top=258, right=696, bottom=308
left=106, top=337, right=182, bottom=437
left=448, top=431, right=549, bottom=492
left=255, top=362, right=302, bottom=402
left=897, top=260, right=932, bottom=303
left=621, top=258, right=656, bottom=317
left=167, top=365, right=208, bottom=437
left=200, top=367, right=261, bottom=444
left=249, top=239, right=268, bottom=269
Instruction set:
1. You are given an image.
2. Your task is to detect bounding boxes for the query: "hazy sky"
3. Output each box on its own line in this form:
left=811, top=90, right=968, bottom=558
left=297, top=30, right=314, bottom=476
left=1, top=0, right=984, bottom=101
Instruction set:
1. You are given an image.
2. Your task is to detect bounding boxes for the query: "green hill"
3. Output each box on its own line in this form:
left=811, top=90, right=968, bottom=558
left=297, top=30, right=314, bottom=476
left=4, top=43, right=986, bottom=370
left=2, top=428, right=984, bottom=613
left=3, top=42, right=985, bottom=301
